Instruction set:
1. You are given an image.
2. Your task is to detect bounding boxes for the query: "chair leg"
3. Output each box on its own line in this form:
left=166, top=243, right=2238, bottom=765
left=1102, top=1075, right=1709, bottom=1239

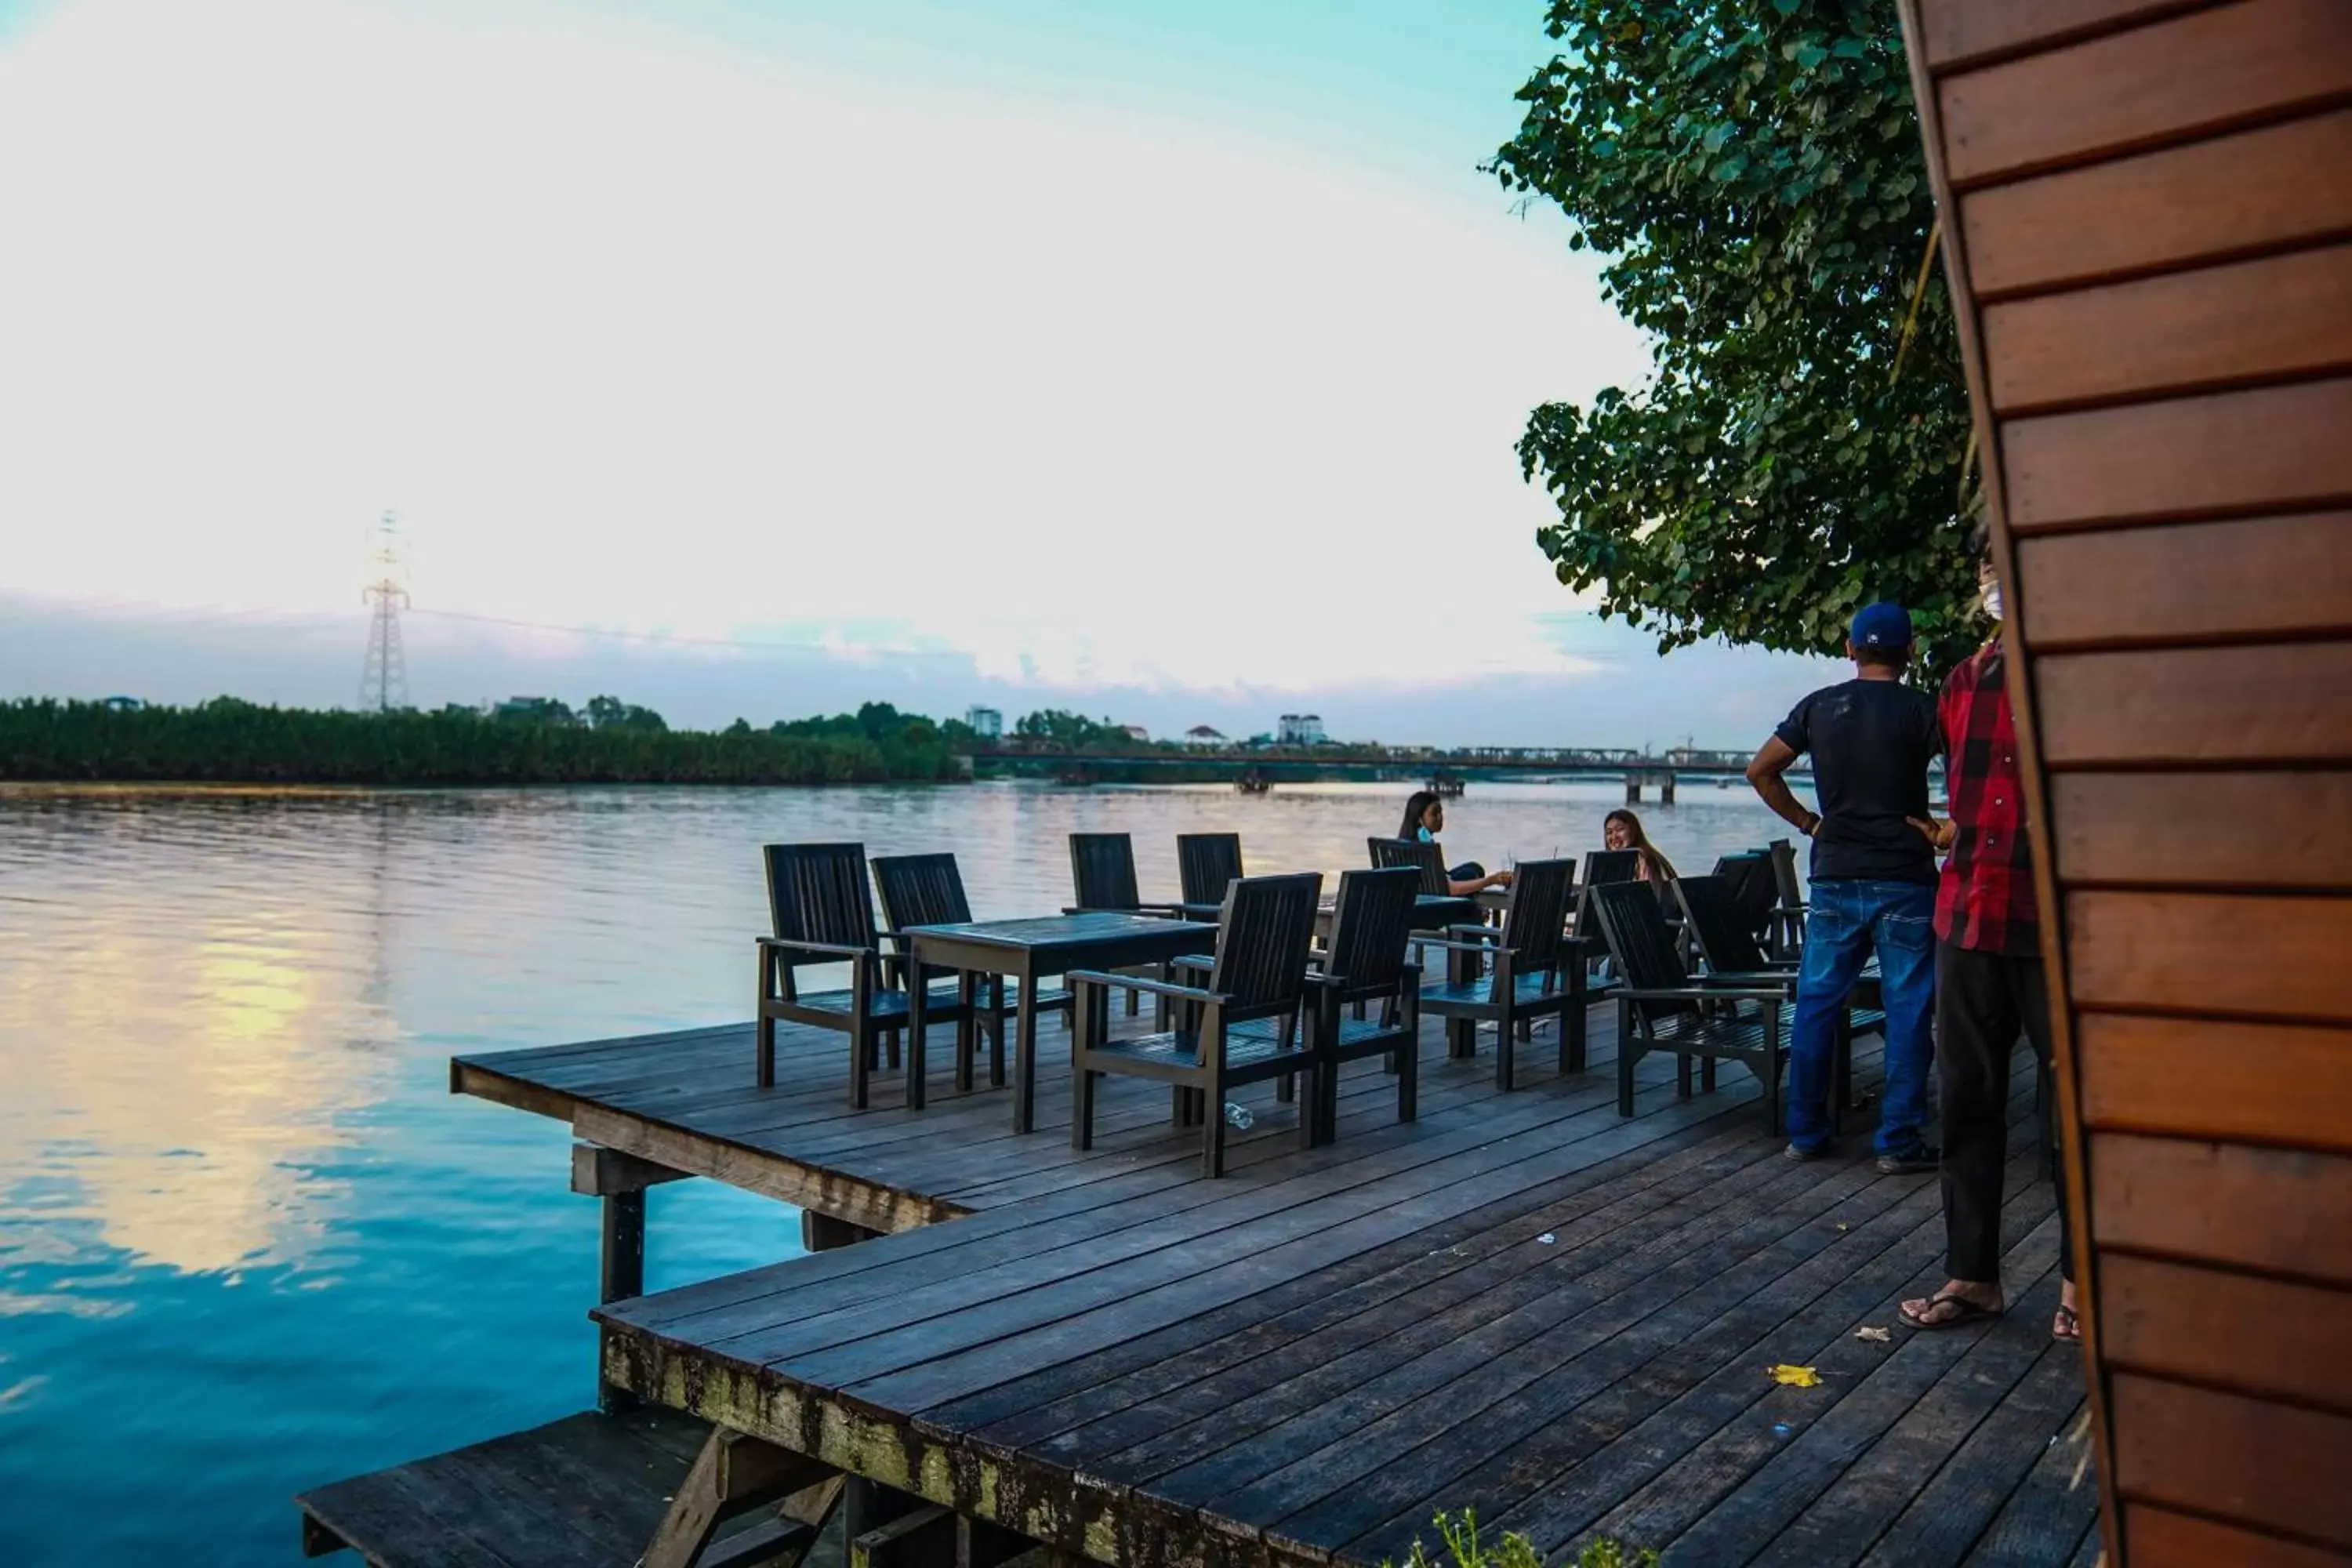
left=887, top=1030, right=902, bottom=1071
left=1701, top=1057, right=1717, bottom=1092
left=1497, top=1004, right=1516, bottom=1091
left=1204, top=1076, right=1228, bottom=1177
left=850, top=1020, right=871, bottom=1110
left=1676, top=1052, right=1693, bottom=1099
left=756, top=1013, right=776, bottom=1089
left=1073, top=1066, right=1095, bottom=1150
left=1399, top=1036, right=1417, bottom=1125
left=1296, top=1063, right=1319, bottom=1151
left=1172, top=1084, right=1190, bottom=1130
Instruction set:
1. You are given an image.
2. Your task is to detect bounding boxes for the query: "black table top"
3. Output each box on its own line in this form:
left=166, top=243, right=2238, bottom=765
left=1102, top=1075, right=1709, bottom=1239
left=903, top=912, right=1219, bottom=954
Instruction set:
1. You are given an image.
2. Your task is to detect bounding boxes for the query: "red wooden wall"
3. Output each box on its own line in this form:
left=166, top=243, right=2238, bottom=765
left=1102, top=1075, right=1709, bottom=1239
left=1896, top=1, right=2352, bottom=1563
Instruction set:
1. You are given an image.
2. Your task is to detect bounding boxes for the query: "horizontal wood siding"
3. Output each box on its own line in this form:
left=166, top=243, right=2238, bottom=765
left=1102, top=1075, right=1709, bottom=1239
left=2003, top=377, right=2352, bottom=531
left=2109, top=1374, right=2352, bottom=1548
left=2089, top=1133, right=2352, bottom=1286
left=2017, top=513, right=2352, bottom=649
left=1907, top=0, right=2352, bottom=1557
left=1964, top=108, right=2352, bottom=296
left=2077, top=1014, right=2352, bottom=1150
left=1938, top=0, right=2352, bottom=187
left=1982, top=241, right=2352, bottom=413
left=2125, top=1504, right=2352, bottom=1568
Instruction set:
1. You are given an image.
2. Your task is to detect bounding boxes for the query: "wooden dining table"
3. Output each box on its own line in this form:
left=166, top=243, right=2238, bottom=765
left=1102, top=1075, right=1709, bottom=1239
left=901, top=912, right=1220, bottom=1130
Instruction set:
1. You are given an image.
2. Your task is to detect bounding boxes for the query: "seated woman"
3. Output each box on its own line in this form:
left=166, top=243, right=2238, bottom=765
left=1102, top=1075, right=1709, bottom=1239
left=1603, top=808, right=1679, bottom=882
left=1398, top=790, right=1513, bottom=896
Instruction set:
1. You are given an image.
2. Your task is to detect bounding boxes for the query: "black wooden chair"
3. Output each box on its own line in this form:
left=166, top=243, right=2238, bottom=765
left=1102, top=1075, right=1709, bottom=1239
left=1414, top=858, right=1582, bottom=1090
left=1176, top=832, right=1245, bottom=914
left=1592, top=879, right=1818, bottom=1135
left=1069, top=873, right=1325, bottom=1175
left=1369, top=836, right=1450, bottom=895
left=1674, top=873, right=1798, bottom=981
left=872, top=851, right=1069, bottom=1094
left=1305, top=866, right=1423, bottom=1145
left=1766, top=840, right=1806, bottom=958
left=1066, top=832, right=1182, bottom=1016
left=757, top=842, right=968, bottom=1109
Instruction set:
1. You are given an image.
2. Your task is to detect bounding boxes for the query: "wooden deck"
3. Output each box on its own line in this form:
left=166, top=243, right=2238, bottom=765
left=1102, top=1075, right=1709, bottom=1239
left=443, top=1006, right=2097, bottom=1567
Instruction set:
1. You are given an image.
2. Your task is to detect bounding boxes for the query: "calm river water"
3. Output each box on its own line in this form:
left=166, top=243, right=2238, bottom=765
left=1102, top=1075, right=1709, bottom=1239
left=0, top=779, right=1810, bottom=1563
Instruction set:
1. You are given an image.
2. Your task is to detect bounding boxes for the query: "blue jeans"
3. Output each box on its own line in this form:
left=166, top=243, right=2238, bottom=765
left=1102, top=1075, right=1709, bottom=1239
left=1785, top=879, right=1936, bottom=1156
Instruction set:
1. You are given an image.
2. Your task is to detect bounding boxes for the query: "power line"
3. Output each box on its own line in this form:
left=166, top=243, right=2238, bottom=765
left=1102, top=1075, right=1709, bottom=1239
left=406, top=606, right=829, bottom=653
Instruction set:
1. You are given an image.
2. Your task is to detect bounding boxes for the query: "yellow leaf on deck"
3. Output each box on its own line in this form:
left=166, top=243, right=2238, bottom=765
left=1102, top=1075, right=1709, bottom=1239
left=1768, top=1363, right=1823, bottom=1388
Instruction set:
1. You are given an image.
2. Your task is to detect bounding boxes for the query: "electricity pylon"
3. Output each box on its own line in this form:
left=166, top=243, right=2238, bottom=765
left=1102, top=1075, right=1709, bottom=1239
left=360, top=512, right=411, bottom=713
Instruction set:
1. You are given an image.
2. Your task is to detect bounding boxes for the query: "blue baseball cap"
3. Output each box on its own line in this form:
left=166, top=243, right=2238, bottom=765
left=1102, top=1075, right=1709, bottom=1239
left=1849, top=601, right=1914, bottom=653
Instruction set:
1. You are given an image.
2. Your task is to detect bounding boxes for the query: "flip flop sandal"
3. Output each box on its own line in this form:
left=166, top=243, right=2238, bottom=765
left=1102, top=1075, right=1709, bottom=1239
left=1899, top=1290, right=2002, bottom=1330
left=2052, top=1304, right=2081, bottom=1343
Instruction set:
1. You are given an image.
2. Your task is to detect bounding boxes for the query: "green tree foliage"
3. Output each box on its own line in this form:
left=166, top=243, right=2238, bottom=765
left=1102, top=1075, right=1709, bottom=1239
left=1490, top=0, right=1980, bottom=676
left=1386, top=1511, right=1657, bottom=1568
left=1014, top=710, right=1131, bottom=749
left=0, top=698, right=967, bottom=786
left=583, top=694, right=669, bottom=732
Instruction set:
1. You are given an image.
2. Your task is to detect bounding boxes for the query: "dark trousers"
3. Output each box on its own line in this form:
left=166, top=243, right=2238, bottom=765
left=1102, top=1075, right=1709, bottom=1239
left=1937, top=940, right=2073, bottom=1283
left=1449, top=862, right=1485, bottom=881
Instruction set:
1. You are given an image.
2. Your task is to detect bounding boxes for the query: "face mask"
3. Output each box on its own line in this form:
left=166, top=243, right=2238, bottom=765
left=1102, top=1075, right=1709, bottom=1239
left=1981, top=582, right=2003, bottom=622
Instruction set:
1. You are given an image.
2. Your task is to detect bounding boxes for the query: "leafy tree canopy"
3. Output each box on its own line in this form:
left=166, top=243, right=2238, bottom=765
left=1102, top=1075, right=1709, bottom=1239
left=584, top=695, right=668, bottom=732
left=1490, top=0, right=1981, bottom=677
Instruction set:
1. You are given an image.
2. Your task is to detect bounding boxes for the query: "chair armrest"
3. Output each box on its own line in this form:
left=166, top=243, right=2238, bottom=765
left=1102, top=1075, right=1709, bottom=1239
left=1171, top=953, right=1216, bottom=975
left=1067, top=970, right=1223, bottom=1007
left=1700, top=970, right=1796, bottom=989
left=756, top=936, right=876, bottom=960
left=1061, top=904, right=1185, bottom=918
left=1618, top=984, right=1789, bottom=1006
left=1416, top=936, right=1515, bottom=956
left=1445, top=924, right=1503, bottom=942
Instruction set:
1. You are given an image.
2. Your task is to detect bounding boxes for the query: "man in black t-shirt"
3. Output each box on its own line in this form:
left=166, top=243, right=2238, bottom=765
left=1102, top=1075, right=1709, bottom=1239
left=1747, top=602, right=1943, bottom=1172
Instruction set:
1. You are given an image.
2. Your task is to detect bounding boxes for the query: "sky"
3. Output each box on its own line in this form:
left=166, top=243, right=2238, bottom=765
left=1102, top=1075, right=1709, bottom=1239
left=0, top=0, right=1844, bottom=747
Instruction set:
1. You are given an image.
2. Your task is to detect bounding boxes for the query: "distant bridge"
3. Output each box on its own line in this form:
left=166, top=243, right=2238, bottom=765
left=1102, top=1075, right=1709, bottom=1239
left=964, top=744, right=1822, bottom=803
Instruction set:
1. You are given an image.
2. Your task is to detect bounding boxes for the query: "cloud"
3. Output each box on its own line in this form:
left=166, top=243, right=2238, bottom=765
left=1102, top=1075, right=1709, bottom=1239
left=0, top=0, right=1652, bottom=698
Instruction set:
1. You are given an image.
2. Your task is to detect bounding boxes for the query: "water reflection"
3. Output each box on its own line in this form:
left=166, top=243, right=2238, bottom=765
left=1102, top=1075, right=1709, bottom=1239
left=0, top=779, right=1805, bottom=1563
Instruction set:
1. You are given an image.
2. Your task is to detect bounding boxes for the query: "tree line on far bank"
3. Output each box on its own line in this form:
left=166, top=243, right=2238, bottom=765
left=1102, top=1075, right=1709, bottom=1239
left=0, top=697, right=975, bottom=786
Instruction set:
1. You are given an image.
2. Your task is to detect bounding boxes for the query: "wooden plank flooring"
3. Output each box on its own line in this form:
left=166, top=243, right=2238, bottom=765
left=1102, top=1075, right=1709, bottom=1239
left=295, top=1408, right=848, bottom=1568
left=452, top=1005, right=2098, bottom=1566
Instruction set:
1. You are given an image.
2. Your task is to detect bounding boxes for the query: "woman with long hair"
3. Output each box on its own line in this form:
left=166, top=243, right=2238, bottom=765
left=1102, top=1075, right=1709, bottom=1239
left=1397, top=791, right=1512, bottom=895
left=1603, top=808, right=1679, bottom=883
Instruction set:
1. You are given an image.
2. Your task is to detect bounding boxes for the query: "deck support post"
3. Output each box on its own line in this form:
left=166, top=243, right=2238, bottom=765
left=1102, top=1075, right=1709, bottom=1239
left=573, top=1142, right=686, bottom=1414
left=641, top=1426, right=837, bottom=1568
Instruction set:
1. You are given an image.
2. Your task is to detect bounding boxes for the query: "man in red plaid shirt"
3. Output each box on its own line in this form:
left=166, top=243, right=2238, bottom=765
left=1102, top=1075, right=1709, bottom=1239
left=1898, top=529, right=2078, bottom=1342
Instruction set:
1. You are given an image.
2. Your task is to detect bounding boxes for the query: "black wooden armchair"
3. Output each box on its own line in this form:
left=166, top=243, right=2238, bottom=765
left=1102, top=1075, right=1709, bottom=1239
left=872, top=851, right=1069, bottom=1094
left=1066, top=831, right=1183, bottom=1018
left=1414, top=858, right=1582, bottom=1091
left=1675, top=873, right=1799, bottom=982
left=1176, top=832, right=1245, bottom=916
left=757, top=842, right=969, bottom=1108
left=1369, top=837, right=1450, bottom=895
left=1306, top=866, right=1423, bottom=1145
left=1592, top=878, right=1835, bottom=1135
left=1069, top=873, right=1323, bottom=1175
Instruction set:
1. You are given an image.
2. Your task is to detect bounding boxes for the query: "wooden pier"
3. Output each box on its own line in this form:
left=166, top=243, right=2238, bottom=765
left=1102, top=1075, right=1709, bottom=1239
left=299, top=1007, right=2096, bottom=1567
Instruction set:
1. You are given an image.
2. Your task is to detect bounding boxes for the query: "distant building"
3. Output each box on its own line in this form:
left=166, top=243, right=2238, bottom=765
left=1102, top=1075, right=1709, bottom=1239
left=1277, top=713, right=1326, bottom=746
left=101, top=695, right=145, bottom=711
left=964, top=706, right=1004, bottom=740
left=1119, top=724, right=1150, bottom=743
left=1184, top=724, right=1228, bottom=749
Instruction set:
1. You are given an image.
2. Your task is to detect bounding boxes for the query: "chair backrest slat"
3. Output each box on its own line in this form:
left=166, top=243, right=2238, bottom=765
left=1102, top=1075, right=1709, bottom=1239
left=1177, top=833, right=1245, bottom=907
left=1069, top=833, right=1143, bottom=911
left=1368, top=837, right=1450, bottom=896
left=873, top=852, right=974, bottom=933
left=1674, top=873, right=1771, bottom=974
left=1768, top=839, right=1803, bottom=909
left=1582, top=848, right=1642, bottom=887
left=1497, top=858, right=1576, bottom=971
left=1209, top=873, right=1323, bottom=1014
left=763, top=843, right=878, bottom=969
left=1323, top=866, right=1421, bottom=996
left=1716, top=851, right=1780, bottom=944
left=1590, top=880, right=1693, bottom=1020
